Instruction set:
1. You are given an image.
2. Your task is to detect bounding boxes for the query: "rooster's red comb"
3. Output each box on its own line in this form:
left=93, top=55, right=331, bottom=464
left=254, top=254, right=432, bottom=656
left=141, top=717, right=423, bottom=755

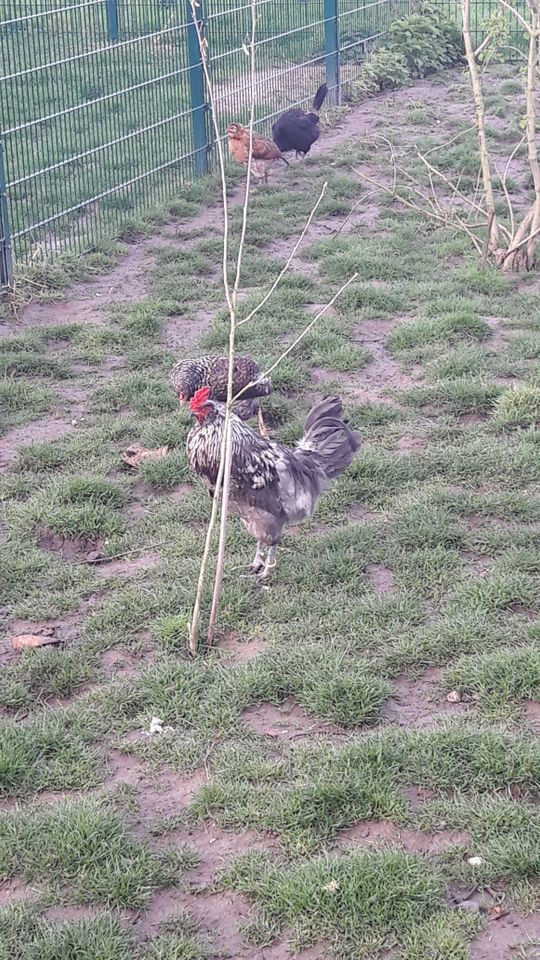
left=189, top=385, right=212, bottom=412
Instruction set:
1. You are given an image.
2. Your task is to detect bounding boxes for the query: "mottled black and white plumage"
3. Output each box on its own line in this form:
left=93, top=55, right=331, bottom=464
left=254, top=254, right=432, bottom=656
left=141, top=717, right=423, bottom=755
left=169, top=354, right=272, bottom=427
left=272, top=83, right=328, bottom=159
left=186, top=388, right=361, bottom=579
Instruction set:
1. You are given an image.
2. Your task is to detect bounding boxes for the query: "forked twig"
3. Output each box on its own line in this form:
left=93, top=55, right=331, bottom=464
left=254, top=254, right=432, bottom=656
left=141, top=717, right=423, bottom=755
left=237, top=181, right=328, bottom=327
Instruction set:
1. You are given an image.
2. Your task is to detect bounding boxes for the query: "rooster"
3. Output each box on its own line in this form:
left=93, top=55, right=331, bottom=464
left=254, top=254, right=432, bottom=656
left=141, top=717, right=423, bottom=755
left=186, top=387, right=361, bottom=579
left=226, top=122, right=289, bottom=183
left=272, top=83, right=328, bottom=159
left=170, top=354, right=272, bottom=437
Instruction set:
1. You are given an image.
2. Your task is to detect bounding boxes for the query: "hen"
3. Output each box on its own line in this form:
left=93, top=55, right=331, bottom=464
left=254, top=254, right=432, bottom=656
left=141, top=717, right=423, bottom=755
left=227, top=122, right=289, bottom=183
left=272, top=83, right=328, bottom=158
left=170, top=354, right=272, bottom=436
left=186, top=387, right=360, bottom=579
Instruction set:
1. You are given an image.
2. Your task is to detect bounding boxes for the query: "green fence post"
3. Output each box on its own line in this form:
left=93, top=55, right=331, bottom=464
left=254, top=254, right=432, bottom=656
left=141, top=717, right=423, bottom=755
left=186, top=0, right=209, bottom=177
left=324, top=0, right=340, bottom=105
left=0, top=140, right=14, bottom=289
left=106, top=0, right=119, bottom=42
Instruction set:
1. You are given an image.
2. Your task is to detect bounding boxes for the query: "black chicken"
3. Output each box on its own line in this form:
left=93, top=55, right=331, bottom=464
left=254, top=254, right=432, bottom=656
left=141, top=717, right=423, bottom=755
left=170, top=355, right=272, bottom=437
left=186, top=387, right=361, bottom=580
left=272, top=83, right=328, bottom=159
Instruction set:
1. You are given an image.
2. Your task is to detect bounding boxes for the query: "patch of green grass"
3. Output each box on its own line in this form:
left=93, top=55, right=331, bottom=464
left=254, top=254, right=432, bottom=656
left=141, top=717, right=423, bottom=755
left=418, top=794, right=540, bottom=887
left=110, top=300, right=166, bottom=339
left=428, top=345, right=489, bottom=380
left=311, top=340, right=371, bottom=372
left=388, top=311, right=490, bottom=352
left=224, top=848, right=462, bottom=958
left=137, top=644, right=391, bottom=735
left=445, top=647, right=540, bottom=714
left=0, top=905, right=134, bottom=960
left=0, top=351, right=72, bottom=380
left=141, top=934, right=205, bottom=960
left=193, top=726, right=540, bottom=854
left=453, top=264, right=513, bottom=295
left=0, top=713, right=102, bottom=798
left=500, top=78, right=522, bottom=95
left=493, top=385, right=540, bottom=427
left=0, top=647, right=96, bottom=711
left=93, top=373, right=176, bottom=416
left=402, top=378, right=502, bottom=415
left=37, top=502, right=126, bottom=541
left=0, top=381, right=55, bottom=435
left=195, top=750, right=404, bottom=855
left=54, top=477, right=126, bottom=509
left=0, top=798, right=196, bottom=908
left=139, top=450, right=191, bottom=491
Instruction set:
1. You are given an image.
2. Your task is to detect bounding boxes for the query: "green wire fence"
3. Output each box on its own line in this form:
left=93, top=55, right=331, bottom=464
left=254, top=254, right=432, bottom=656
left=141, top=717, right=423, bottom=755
left=0, top=0, right=412, bottom=286
left=0, top=0, right=524, bottom=287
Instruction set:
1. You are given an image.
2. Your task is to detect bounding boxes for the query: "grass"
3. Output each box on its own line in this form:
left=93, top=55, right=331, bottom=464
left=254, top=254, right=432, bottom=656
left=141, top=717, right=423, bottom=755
left=0, top=61, right=539, bottom=960
left=224, top=849, right=466, bottom=958
left=0, top=798, right=196, bottom=908
left=445, top=647, right=540, bottom=714
left=0, top=904, right=206, bottom=960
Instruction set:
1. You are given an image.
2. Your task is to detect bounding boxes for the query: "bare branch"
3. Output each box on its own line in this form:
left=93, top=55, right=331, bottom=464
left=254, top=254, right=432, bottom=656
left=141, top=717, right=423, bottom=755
left=249, top=276, right=359, bottom=383
left=237, top=181, right=328, bottom=327
left=473, top=34, right=493, bottom=58
left=207, top=0, right=259, bottom=647
left=462, top=0, right=500, bottom=251
left=353, top=166, right=485, bottom=254
left=333, top=189, right=379, bottom=238
left=498, top=0, right=532, bottom=34
left=233, top=274, right=359, bottom=404
left=187, top=0, right=258, bottom=650
left=421, top=125, right=477, bottom=158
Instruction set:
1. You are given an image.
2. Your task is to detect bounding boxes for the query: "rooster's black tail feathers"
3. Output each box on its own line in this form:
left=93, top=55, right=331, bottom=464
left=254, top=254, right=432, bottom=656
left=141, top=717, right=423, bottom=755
left=298, top=396, right=361, bottom=481
left=312, top=83, right=328, bottom=113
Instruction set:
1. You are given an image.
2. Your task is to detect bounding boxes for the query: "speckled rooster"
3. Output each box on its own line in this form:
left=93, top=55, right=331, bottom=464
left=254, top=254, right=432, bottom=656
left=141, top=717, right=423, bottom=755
left=170, top=354, right=272, bottom=437
left=186, top=388, right=361, bottom=580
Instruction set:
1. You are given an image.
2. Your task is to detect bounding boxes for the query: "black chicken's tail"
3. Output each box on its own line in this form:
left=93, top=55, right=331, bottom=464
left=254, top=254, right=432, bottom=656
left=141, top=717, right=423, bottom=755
left=298, top=396, right=361, bottom=480
left=312, top=82, right=328, bottom=113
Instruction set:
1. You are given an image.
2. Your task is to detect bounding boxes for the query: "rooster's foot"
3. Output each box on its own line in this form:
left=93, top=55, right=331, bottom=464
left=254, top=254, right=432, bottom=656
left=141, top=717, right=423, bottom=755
left=256, top=546, right=277, bottom=582
left=248, top=542, right=265, bottom=575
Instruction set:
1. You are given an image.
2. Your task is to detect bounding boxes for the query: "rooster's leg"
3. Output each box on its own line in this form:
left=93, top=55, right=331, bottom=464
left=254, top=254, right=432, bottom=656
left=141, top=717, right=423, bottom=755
left=248, top=542, right=265, bottom=575
left=257, top=544, right=277, bottom=581
left=257, top=407, right=269, bottom=439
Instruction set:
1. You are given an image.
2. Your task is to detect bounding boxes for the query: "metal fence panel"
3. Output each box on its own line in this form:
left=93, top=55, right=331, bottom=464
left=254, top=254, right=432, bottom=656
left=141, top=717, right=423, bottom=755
left=0, top=0, right=473, bottom=286
left=428, top=0, right=530, bottom=54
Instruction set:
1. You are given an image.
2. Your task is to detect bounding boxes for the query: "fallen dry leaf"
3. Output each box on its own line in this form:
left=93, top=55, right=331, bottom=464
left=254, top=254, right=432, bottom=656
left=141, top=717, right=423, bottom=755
left=11, top=633, right=61, bottom=651
left=447, top=690, right=462, bottom=703
left=121, top=443, right=168, bottom=468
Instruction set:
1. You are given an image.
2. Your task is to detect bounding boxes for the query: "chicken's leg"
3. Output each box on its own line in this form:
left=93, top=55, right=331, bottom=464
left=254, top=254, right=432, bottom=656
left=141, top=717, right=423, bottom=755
left=257, top=406, right=269, bottom=439
left=257, top=544, right=277, bottom=582
left=248, top=542, right=266, bottom=575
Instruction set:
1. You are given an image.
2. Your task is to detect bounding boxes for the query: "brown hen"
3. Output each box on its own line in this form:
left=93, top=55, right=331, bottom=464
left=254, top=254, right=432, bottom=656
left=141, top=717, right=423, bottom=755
left=226, top=122, right=288, bottom=183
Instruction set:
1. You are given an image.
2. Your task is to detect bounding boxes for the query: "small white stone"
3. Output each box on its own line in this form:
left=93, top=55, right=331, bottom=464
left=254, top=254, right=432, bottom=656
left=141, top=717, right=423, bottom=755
left=468, top=856, right=483, bottom=867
